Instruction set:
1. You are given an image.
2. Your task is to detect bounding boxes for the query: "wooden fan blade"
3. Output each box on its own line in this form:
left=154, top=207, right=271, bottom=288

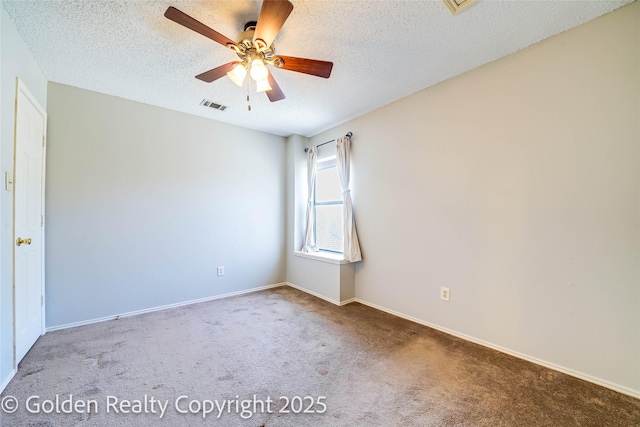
left=165, top=6, right=237, bottom=48
left=277, top=56, right=333, bottom=78
left=266, top=73, right=285, bottom=102
left=253, top=0, right=294, bottom=49
left=195, top=62, right=236, bottom=83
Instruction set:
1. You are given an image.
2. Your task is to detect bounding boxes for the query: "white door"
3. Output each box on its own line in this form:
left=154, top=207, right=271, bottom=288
left=14, top=78, right=46, bottom=364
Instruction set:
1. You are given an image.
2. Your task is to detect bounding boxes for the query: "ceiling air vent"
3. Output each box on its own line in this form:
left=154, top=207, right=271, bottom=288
left=443, top=0, right=478, bottom=15
left=200, top=99, right=227, bottom=111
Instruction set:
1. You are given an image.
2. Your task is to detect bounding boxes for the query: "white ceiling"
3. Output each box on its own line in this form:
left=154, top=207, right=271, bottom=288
left=2, top=0, right=633, bottom=137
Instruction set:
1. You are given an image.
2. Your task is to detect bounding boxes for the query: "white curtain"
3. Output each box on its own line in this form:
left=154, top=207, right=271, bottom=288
left=336, top=136, right=362, bottom=262
left=301, top=146, right=318, bottom=252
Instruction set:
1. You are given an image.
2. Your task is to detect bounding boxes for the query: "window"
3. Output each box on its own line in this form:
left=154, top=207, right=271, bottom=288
left=315, top=144, right=343, bottom=253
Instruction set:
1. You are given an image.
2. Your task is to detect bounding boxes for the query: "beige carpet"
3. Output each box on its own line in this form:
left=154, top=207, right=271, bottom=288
left=1, top=286, right=638, bottom=426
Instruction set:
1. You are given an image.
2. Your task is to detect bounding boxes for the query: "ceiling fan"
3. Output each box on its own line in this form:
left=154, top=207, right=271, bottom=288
left=164, top=0, right=333, bottom=104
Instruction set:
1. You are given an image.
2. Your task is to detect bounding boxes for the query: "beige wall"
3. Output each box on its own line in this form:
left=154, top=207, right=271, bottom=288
left=46, top=83, right=287, bottom=328
left=307, top=2, right=639, bottom=395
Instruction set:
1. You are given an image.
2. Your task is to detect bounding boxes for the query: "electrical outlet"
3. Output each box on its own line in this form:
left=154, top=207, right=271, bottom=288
left=217, top=266, right=224, bottom=277
left=441, top=287, right=450, bottom=302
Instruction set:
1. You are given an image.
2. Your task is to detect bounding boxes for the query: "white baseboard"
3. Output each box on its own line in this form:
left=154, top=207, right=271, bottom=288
left=353, top=298, right=640, bottom=400
left=0, top=368, right=16, bottom=394
left=47, top=282, right=288, bottom=332
left=284, top=282, right=354, bottom=306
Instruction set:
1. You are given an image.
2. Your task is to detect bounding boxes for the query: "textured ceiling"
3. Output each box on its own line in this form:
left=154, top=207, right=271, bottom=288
left=2, top=0, right=634, bottom=137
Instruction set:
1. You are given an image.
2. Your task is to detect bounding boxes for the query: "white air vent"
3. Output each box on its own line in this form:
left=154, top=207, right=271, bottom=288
left=443, top=0, right=478, bottom=15
left=200, top=99, right=228, bottom=111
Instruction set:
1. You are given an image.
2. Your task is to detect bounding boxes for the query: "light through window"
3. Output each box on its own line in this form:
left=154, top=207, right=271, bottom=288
left=315, top=154, right=343, bottom=253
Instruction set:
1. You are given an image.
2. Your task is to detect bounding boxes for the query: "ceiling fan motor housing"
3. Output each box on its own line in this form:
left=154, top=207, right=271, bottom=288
left=231, top=24, right=279, bottom=67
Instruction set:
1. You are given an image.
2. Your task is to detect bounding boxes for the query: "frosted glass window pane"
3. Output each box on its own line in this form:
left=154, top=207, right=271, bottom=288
left=316, top=167, right=342, bottom=203
left=316, top=205, right=343, bottom=253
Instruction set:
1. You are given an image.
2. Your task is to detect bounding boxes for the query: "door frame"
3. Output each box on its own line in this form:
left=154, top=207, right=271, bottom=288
left=12, top=77, right=47, bottom=367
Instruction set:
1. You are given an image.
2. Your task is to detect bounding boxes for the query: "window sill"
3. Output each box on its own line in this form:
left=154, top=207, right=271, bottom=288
left=293, top=250, right=352, bottom=265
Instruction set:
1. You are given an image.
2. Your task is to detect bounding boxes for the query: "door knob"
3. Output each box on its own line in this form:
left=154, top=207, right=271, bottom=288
left=16, top=237, right=31, bottom=246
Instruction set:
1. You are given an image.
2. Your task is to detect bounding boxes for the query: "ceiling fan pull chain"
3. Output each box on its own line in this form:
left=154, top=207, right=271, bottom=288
left=247, top=78, right=251, bottom=111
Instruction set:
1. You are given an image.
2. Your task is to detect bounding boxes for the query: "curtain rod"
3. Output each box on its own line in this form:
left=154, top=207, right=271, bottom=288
left=304, top=132, right=352, bottom=153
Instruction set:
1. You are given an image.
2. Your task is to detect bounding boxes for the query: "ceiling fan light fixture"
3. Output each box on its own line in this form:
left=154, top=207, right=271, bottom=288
left=255, top=78, right=272, bottom=93
left=249, top=59, right=269, bottom=82
left=227, top=63, right=247, bottom=86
